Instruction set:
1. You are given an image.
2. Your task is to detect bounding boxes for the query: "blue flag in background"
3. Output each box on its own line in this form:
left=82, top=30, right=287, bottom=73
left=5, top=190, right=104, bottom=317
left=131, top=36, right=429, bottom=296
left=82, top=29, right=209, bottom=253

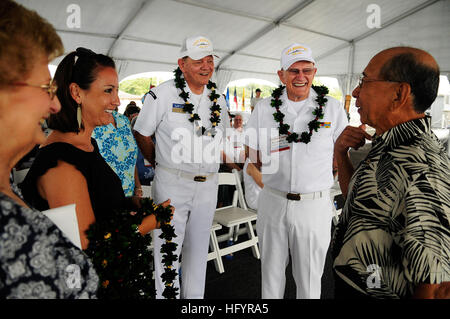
left=225, top=87, right=230, bottom=109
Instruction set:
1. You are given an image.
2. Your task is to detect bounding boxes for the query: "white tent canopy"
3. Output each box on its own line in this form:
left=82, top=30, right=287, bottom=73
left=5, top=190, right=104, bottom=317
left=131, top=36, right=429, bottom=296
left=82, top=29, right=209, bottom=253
left=18, top=0, right=450, bottom=93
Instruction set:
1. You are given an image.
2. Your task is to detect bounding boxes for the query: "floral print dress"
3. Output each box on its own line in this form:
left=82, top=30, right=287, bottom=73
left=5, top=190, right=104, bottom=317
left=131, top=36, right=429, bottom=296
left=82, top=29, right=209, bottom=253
left=92, top=111, right=138, bottom=197
left=0, top=185, right=98, bottom=299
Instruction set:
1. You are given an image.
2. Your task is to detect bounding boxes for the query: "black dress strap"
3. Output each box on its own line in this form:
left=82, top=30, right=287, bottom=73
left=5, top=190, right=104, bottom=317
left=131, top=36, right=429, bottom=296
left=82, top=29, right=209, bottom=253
left=20, top=140, right=126, bottom=222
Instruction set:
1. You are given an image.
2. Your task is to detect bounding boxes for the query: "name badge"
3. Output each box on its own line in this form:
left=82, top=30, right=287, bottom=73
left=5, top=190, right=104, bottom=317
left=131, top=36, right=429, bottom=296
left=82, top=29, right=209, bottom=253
left=172, top=103, right=186, bottom=113
left=271, top=135, right=290, bottom=153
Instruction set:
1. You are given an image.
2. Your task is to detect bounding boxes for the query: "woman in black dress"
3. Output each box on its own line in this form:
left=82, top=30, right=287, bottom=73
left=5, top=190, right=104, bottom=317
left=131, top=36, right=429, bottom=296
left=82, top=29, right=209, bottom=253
left=20, top=48, right=173, bottom=298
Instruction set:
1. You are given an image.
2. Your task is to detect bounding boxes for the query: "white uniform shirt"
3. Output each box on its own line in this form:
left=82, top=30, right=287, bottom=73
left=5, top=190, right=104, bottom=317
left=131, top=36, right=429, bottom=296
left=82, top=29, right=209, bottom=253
left=134, top=79, right=230, bottom=174
left=250, top=97, right=263, bottom=108
left=243, top=158, right=262, bottom=210
left=245, top=88, right=347, bottom=194
left=224, top=128, right=245, bottom=164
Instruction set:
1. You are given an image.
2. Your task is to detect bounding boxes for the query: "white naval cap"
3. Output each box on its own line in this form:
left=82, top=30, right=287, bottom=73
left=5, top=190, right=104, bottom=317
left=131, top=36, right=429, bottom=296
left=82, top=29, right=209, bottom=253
left=179, top=35, right=219, bottom=60
left=280, top=43, right=316, bottom=70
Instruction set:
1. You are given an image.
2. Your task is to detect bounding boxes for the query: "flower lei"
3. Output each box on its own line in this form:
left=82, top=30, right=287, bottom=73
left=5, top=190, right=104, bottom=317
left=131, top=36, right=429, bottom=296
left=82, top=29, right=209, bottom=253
left=85, top=198, right=178, bottom=299
left=271, top=84, right=329, bottom=144
left=173, top=67, right=221, bottom=137
left=154, top=199, right=179, bottom=299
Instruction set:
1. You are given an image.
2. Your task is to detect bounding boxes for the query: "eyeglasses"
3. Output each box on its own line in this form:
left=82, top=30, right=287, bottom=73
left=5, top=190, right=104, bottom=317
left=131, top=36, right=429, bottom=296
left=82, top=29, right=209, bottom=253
left=11, top=79, right=58, bottom=100
left=358, top=75, right=400, bottom=89
left=286, top=68, right=316, bottom=76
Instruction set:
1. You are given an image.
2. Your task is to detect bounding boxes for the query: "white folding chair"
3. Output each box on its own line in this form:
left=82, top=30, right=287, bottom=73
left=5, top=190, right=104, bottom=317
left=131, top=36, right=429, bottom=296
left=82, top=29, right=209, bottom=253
left=213, top=170, right=260, bottom=266
left=231, top=168, right=258, bottom=240
left=233, top=169, right=256, bottom=214
left=207, top=222, right=225, bottom=273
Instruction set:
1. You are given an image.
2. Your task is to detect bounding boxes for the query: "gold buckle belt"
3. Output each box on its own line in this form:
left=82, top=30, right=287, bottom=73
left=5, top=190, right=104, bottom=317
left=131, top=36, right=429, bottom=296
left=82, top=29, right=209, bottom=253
left=194, top=176, right=207, bottom=182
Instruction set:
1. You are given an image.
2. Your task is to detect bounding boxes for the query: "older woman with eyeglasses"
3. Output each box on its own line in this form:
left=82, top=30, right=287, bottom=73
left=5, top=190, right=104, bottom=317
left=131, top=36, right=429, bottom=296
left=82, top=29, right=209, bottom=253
left=0, top=0, right=98, bottom=298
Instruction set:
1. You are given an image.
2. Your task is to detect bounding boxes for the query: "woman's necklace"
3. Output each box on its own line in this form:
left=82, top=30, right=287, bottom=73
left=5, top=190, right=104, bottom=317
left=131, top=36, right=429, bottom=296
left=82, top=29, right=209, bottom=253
left=173, top=67, right=221, bottom=137
left=271, top=84, right=329, bottom=144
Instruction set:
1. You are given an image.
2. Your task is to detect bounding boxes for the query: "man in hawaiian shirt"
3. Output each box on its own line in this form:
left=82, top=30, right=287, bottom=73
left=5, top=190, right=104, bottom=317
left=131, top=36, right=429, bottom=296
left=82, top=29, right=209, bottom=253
left=333, top=47, right=450, bottom=298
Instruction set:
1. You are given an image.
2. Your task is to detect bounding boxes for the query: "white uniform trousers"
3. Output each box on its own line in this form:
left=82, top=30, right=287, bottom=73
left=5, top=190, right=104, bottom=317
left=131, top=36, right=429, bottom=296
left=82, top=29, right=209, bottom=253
left=257, top=187, right=333, bottom=299
left=152, top=166, right=218, bottom=299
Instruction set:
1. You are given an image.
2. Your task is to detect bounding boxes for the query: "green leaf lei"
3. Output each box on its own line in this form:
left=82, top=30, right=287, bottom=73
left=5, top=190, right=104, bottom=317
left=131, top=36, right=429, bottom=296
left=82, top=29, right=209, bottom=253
left=271, top=84, right=329, bottom=144
left=173, top=67, right=221, bottom=137
left=85, top=198, right=178, bottom=299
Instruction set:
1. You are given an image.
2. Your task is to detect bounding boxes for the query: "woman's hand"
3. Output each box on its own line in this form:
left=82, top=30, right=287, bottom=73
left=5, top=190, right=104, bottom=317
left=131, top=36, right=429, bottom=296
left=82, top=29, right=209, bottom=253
left=134, top=186, right=143, bottom=197
left=138, top=199, right=174, bottom=234
left=156, top=199, right=174, bottom=228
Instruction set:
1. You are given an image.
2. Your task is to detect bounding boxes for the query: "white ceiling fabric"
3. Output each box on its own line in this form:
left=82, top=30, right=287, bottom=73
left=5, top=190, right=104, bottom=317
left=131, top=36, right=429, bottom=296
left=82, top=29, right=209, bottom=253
left=17, top=0, right=450, bottom=92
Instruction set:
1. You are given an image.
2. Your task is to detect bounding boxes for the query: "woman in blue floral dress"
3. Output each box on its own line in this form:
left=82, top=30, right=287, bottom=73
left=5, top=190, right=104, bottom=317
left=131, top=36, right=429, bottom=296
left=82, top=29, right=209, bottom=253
left=92, top=110, right=142, bottom=197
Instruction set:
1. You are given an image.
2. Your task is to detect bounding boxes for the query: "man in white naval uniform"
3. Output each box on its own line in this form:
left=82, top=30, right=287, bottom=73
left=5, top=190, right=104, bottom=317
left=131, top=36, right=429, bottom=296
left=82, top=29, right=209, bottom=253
left=134, top=35, right=229, bottom=299
left=245, top=43, right=348, bottom=299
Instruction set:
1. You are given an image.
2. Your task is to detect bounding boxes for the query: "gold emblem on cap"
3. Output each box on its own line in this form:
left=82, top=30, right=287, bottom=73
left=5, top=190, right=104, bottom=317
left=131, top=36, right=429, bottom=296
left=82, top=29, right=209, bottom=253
left=286, top=46, right=307, bottom=55
left=194, top=38, right=210, bottom=48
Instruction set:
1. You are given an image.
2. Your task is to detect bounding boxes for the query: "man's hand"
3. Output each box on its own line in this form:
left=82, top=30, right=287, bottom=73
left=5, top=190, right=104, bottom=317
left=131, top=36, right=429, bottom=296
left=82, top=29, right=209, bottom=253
left=334, top=125, right=372, bottom=198
left=335, top=125, right=372, bottom=155
left=244, top=145, right=261, bottom=169
left=134, top=131, right=155, bottom=167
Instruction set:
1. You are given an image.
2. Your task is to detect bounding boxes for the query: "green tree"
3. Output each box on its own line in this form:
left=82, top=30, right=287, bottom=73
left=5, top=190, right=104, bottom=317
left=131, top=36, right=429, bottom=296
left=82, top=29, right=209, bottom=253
left=119, top=77, right=160, bottom=96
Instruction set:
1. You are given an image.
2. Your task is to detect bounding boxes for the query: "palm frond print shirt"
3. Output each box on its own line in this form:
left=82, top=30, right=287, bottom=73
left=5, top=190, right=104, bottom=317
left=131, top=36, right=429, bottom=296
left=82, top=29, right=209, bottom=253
left=332, top=116, right=450, bottom=298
